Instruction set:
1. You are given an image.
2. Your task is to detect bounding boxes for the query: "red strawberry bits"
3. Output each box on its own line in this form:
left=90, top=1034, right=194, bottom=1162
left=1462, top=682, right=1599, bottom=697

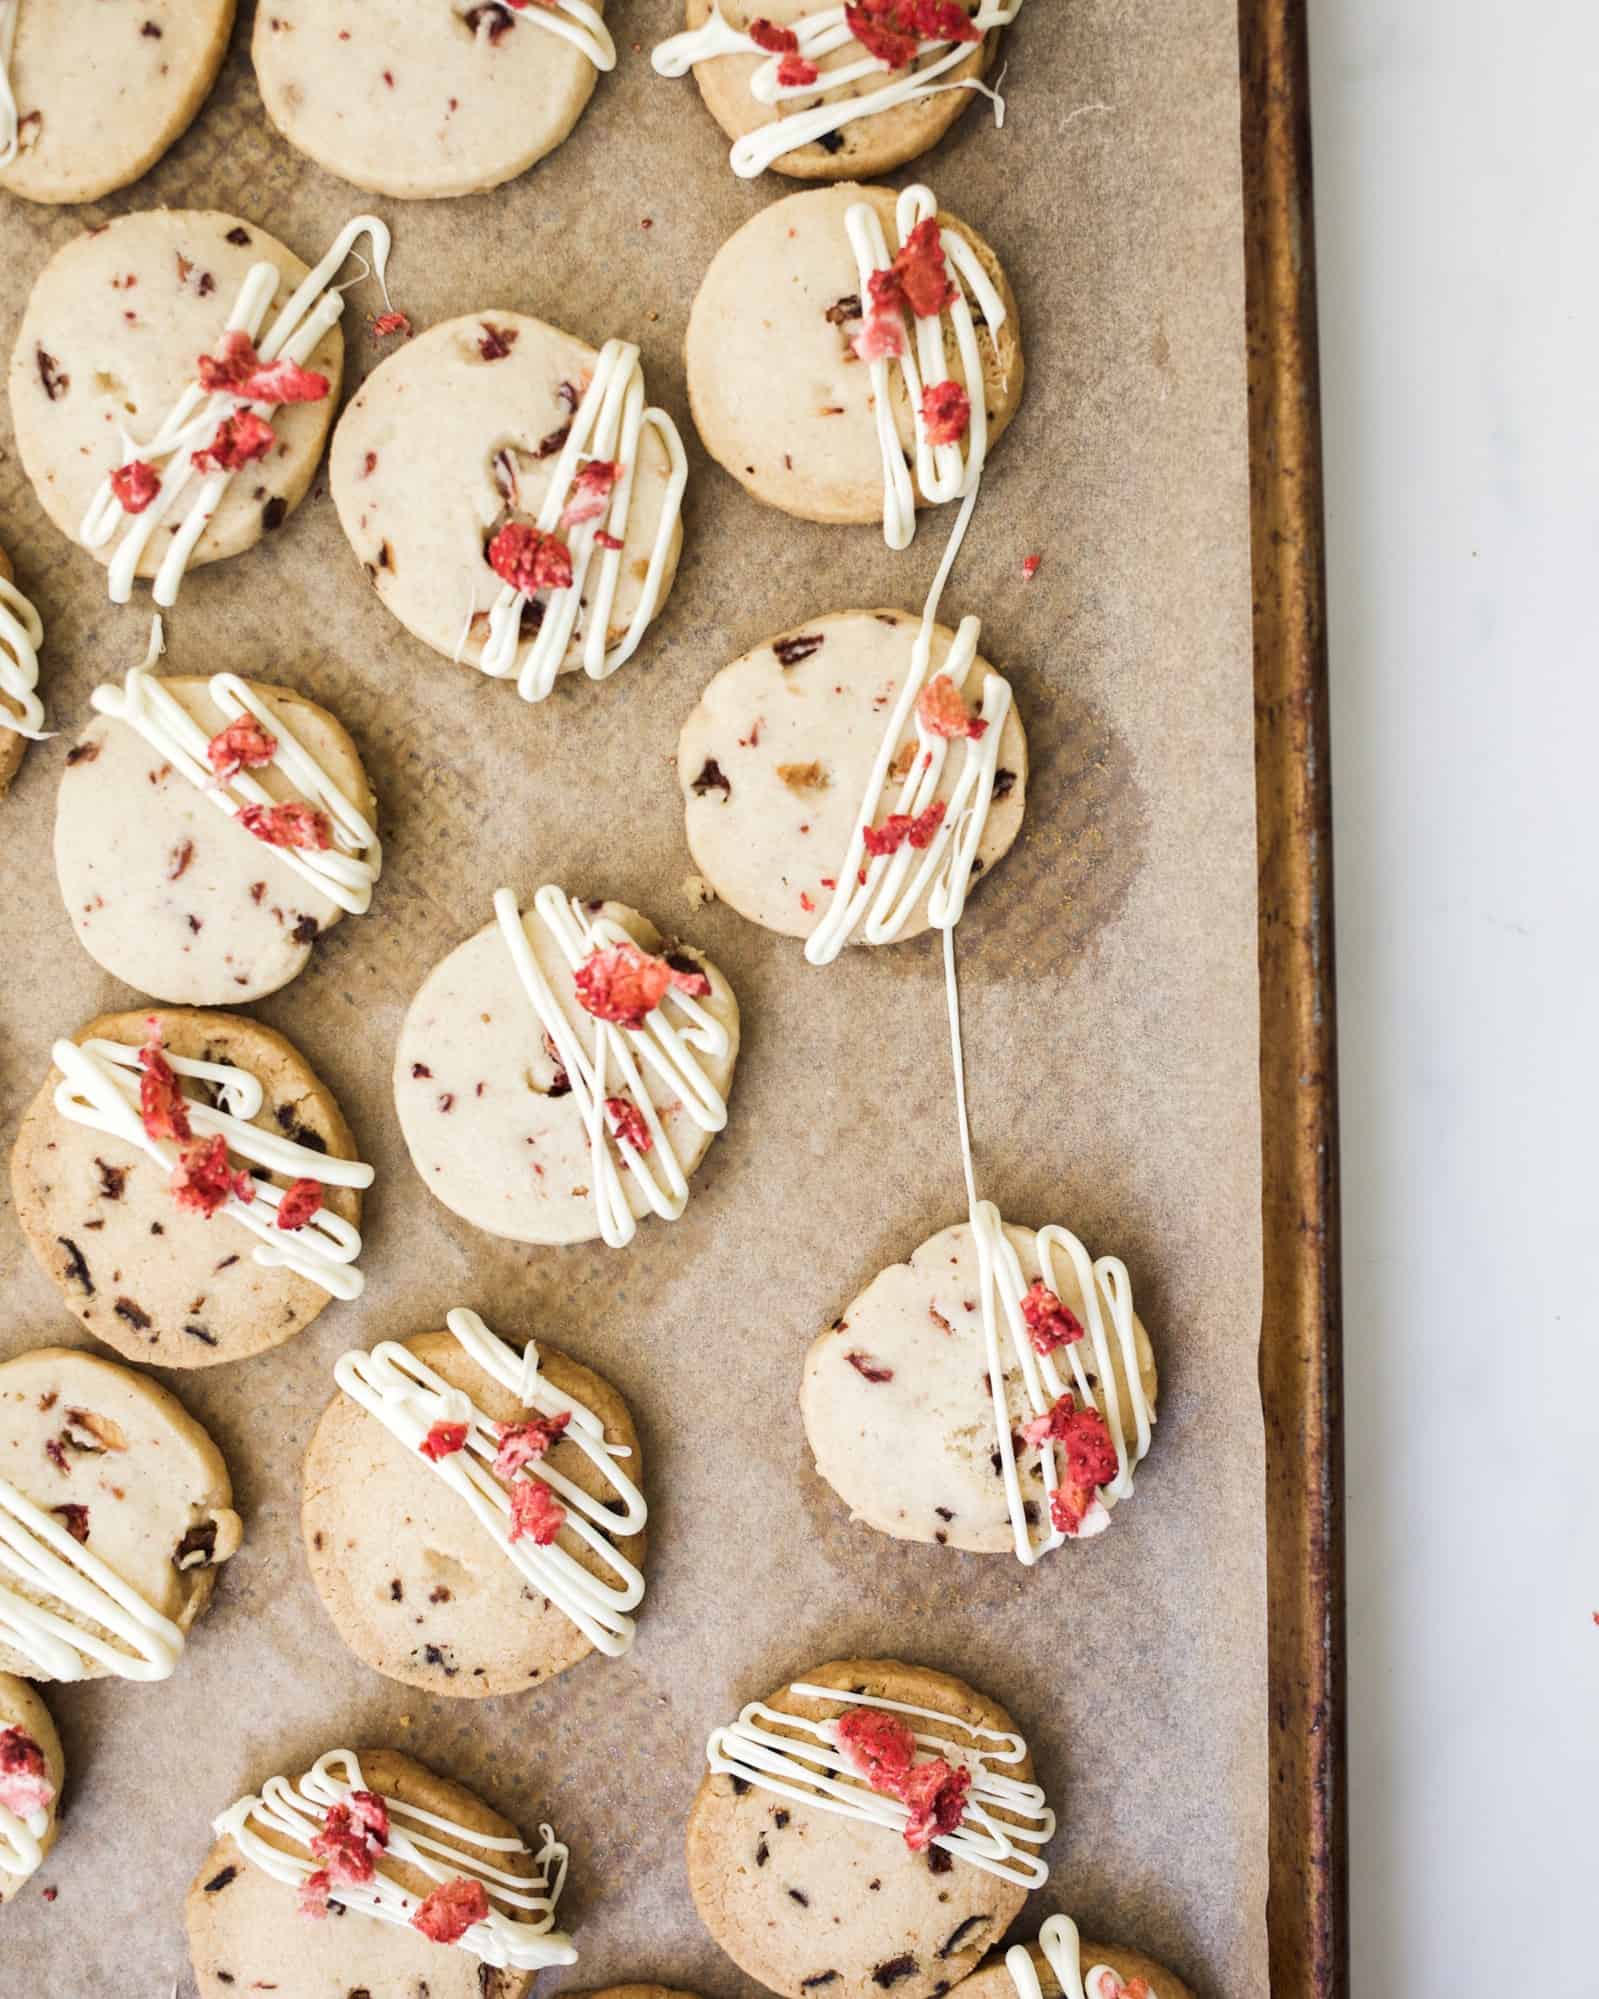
left=0, top=1729, right=54, bottom=1820
left=110, top=460, right=160, bottom=514
left=1019, top=1393, right=1121, bottom=1535
left=916, top=673, right=986, bottom=740
left=560, top=460, right=621, bottom=529
left=420, top=1422, right=469, bottom=1462
left=1019, top=1279, right=1084, bottom=1354
left=574, top=941, right=710, bottom=1029
left=275, top=1177, right=325, bottom=1231
left=491, top=1412, right=570, bottom=1480
left=169, top=1134, right=254, bottom=1218
left=486, top=521, right=574, bottom=595
left=196, top=330, right=329, bottom=406
left=834, top=1705, right=971, bottom=1852
left=921, top=378, right=971, bottom=446
left=191, top=409, right=276, bottom=474
left=749, top=17, right=799, bottom=52
left=861, top=798, right=946, bottom=857
left=411, top=1874, right=490, bottom=1945
left=604, top=1096, right=652, bottom=1153
left=507, top=1479, right=566, bottom=1545
left=206, top=713, right=279, bottom=779
left=869, top=217, right=959, bottom=320
left=137, top=1026, right=192, bottom=1143
left=237, top=800, right=333, bottom=852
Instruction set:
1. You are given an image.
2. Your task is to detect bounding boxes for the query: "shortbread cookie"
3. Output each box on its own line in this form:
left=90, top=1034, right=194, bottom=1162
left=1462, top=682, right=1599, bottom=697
left=654, top=0, right=1016, bottom=182
left=679, top=607, right=1026, bottom=946
left=253, top=1, right=615, bottom=201
left=962, top=1916, right=1198, bottom=1999
left=11, top=1008, right=373, bottom=1366
left=394, top=885, right=738, bottom=1247
left=0, top=1675, right=63, bottom=1897
left=689, top=1657, right=1054, bottom=1999
left=55, top=649, right=380, bottom=1004
left=686, top=181, right=1021, bottom=530
left=0, top=1345, right=242, bottom=1683
left=0, top=1, right=234, bottom=205
left=0, top=539, right=45, bottom=798
left=8, top=210, right=385, bottom=603
left=331, top=313, right=687, bottom=705
left=802, top=1214, right=1157, bottom=1562
left=304, top=1307, right=648, bottom=1697
left=189, top=1746, right=575, bottom=1998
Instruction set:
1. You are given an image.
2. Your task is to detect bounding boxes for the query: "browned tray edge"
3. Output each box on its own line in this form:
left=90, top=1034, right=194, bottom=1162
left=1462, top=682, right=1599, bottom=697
left=1238, top=3, right=1349, bottom=1995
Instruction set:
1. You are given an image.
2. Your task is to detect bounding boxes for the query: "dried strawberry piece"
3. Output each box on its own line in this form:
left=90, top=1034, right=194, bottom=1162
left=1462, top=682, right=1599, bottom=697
left=851, top=311, right=906, bottom=364
left=371, top=311, right=411, bottom=339
left=1019, top=1279, right=1083, bottom=1354
left=869, top=216, right=959, bottom=320
left=1091, top=1979, right=1150, bottom=1999
left=507, top=1478, right=566, bottom=1546
left=845, top=0, right=919, bottom=67
left=346, top=1790, right=390, bottom=1847
left=898, top=1756, right=971, bottom=1850
left=574, top=941, right=710, bottom=1030
left=110, top=459, right=161, bottom=514
left=594, top=528, right=624, bottom=551
left=275, top=1177, right=325, bottom=1231
left=1021, top=553, right=1042, bottom=581
left=138, top=1028, right=193, bottom=1144
left=846, top=1351, right=893, bottom=1382
left=492, top=1411, right=570, bottom=1480
left=912, top=0, right=981, bottom=41
left=486, top=521, right=573, bottom=595
left=192, top=408, right=276, bottom=474
left=1022, top=1394, right=1121, bottom=1534
left=170, top=1135, right=254, bottom=1218
left=411, top=1874, right=490, bottom=1945
left=196, top=330, right=329, bottom=405
left=207, top=713, right=279, bottom=779
left=52, top=1503, right=90, bottom=1544
left=0, top=1728, right=55, bottom=1820
left=861, top=798, right=947, bottom=857
left=835, top=1707, right=917, bottom=1790
left=420, top=1421, right=469, bottom=1461
left=921, top=379, right=970, bottom=447
left=916, top=673, right=988, bottom=741
left=777, top=53, right=821, bottom=85
left=310, top=1802, right=377, bottom=1886
left=297, top=1868, right=332, bottom=1919
left=237, top=800, right=333, bottom=851
left=560, top=459, right=621, bottom=529
left=604, top=1096, right=653, bottom=1154
left=749, top=17, right=799, bottom=52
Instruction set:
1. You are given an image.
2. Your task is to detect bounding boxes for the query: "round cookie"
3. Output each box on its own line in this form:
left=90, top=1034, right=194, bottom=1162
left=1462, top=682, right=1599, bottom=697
left=253, top=0, right=611, bottom=201
left=0, top=1675, right=63, bottom=1898
left=55, top=668, right=379, bottom=1004
left=0, top=539, right=41, bottom=798
left=801, top=1220, right=1157, bottom=1554
left=0, top=1, right=235, bottom=205
left=10, top=1008, right=370, bottom=1367
left=660, top=0, right=1000, bottom=182
left=304, top=1323, right=647, bottom=1697
left=961, top=1927, right=1198, bottom=1999
left=394, top=890, right=739, bottom=1247
left=689, top=1658, right=1051, bottom=1999
left=0, top=1345, right=242, bottom=1682
left=331, top=312, right=685, bottom=700
left=678, top=607, right=1027, bottom=944
left=188, top=1746, right=566, bottom=1999
left=8, top=210, right=347, bottom=587
left=685, top=182, right=1022, bottom=525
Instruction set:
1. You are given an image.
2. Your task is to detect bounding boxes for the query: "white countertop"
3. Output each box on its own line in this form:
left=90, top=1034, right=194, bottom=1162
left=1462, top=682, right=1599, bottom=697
left=1307, top=2, right=1599, bottom=1990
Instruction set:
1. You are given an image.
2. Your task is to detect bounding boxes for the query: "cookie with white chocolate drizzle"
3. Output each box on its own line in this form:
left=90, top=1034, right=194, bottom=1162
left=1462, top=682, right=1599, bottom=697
left=0, top=1674, right=63, bottom=1899
left=10, top=1008, right=373, bottom=1365
left=959, top=1915, right=1198, bottom=1999
left=0, top=537, right=47, bottom=799
left=0, top=1345, right=242, bottom=1684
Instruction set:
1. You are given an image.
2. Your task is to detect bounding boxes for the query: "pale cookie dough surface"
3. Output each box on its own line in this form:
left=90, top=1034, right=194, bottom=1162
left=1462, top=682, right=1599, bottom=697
left=960, top=1935, right=1198, bottom=1999
left=9, top=1008, right=365, bottom=1368
left=685, top=182, right=1022, bottom=524
left=8, top=210, right=344, bottom=579
left=0, top=1674, right=63, bottom=1898
left=0, top=0, right=234, bottom=205
left=54, top=673, right=377, bottom=1005
left=303, top=1330, right=646, bottom=1697
left=0, top=542, right=29, bottom=797
left=186, top=1747, right=540, bottom=1999
left=394, top=899, right=739, bottom=1246
left=253, top=0, right=604, bottom=200
left=678, top=607, right=1027, bottom=943
left=687, top=1658, right=1038, bottom=1999
left=683, top=0, right=992, bottom=181
left=0, top=1346, right=241, bottom=1682
left=331, top=312, right=683, bottom=685
left=801, top=1221, right=1157, bottom=1553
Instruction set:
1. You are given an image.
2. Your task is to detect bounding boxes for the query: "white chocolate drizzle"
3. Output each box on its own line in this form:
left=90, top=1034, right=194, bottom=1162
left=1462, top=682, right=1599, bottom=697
left=468, top=0, right=617, bottom=74
left=707, top=1682, right=1053, bottom=1887
left=0, top=0, right=19, bottom=168
left=89, top=620, right=381, bottom=916
left=0, top=572, right=47, bottom=741
left=466, top=340, right=688, bottom=703
left=50, top=1034, right=373, bottom=1300
left=0, top=1788, right=47, bottom=1881
left=80, top=216, right=392, bottom=607
left=215, top=1747, right=576, bottom=1972
left=652, top=3, right=1023, bottom=179
left=494, top=885, right=731, bottom=1248
left=1008, top=1914, right=1161, bottom=1999
left=334, top=1306, right=646, bottom=1656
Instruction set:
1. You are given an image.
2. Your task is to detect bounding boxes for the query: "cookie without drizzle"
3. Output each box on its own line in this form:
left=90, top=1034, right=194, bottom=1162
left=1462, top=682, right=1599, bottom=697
left=0, top=1675, right=63, bottom=1898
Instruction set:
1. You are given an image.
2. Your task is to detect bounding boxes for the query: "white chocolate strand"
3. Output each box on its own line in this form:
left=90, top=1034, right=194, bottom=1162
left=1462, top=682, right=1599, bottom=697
left=80, top=216, right=391, bottom=607
left=494, top=885, right=730, bottom=1248
left=334, top=1307, right=646, bottom=1657
left=89, top=642, right=381, bottom=916
left=468, top=0, right=616, bottom=73
left=1008, top=1914, right=1161, bottom=1999
left=707, top=1682, right=1053, bottom=1887
left=215, top=1748, right=576, bottom=1972
left=0, top=573, right=47, bottom=740
left=50, top=1035, right=373, bottom=1300
left=0, top=1790, right=47, bottom=1880
left=0, top=0, right=19, bottom=168
left=652, top=3, right=1023, bottom=178
left=468, top=340, right=687, bottom=703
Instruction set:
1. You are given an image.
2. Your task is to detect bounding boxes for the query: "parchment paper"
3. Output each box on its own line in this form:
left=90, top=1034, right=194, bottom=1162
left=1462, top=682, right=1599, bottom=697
left=0, top=1, right=1264, bottom=1992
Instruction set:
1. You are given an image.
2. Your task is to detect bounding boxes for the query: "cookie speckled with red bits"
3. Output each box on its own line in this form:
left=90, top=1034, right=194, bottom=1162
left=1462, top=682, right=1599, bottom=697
left=0, top=1674, right=64, bottom=1897
left=678, top=607, right=1027, bottom=944
left=252, top=0, right=611, bottom=201
left=0, top=1, right=234, bottom=205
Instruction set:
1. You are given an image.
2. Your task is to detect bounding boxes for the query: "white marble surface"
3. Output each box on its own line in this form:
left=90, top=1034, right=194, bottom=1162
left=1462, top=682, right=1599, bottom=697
left=1307, top=2, right=1599, bottom=1990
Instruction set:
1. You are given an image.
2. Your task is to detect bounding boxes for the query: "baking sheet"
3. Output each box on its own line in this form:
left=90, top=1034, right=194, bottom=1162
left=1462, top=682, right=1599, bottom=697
left=0, top=1, right=1264, bottom=1993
